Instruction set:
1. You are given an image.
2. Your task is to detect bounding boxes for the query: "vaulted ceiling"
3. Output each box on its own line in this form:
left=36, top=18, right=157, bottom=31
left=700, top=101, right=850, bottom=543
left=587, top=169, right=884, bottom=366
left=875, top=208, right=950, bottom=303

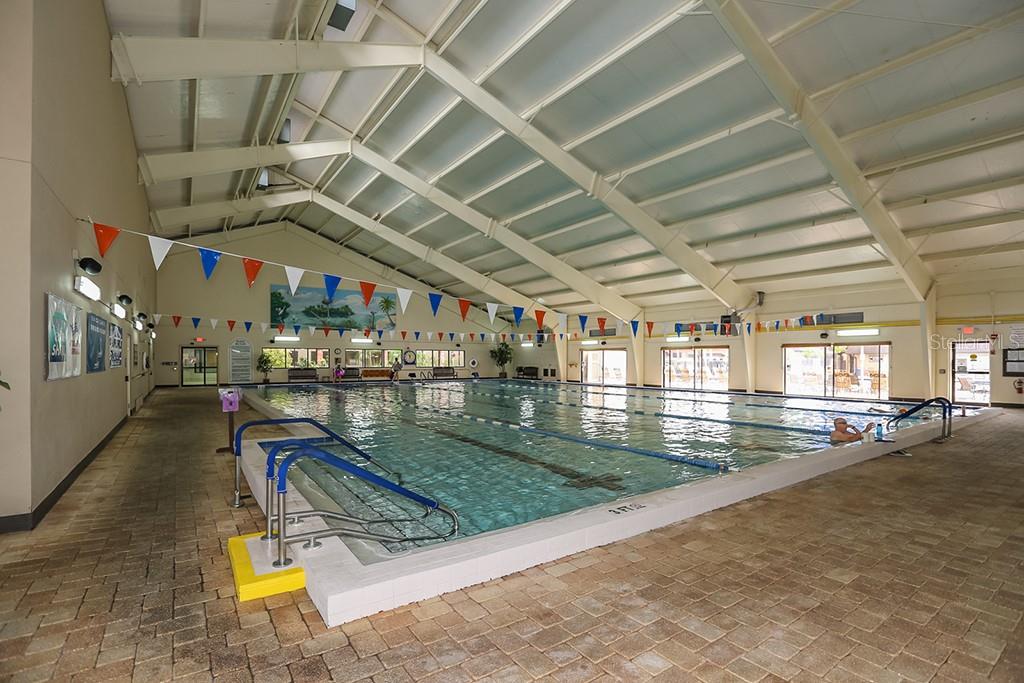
left=105, top=0, right=1024, bottom=315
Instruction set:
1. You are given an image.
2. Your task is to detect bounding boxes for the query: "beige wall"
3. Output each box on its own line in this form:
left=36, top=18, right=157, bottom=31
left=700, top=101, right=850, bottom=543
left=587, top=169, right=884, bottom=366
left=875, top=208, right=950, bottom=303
left=0, top=0, right=34, bottom=517
left=0, top=0, right=156, bottom=520
left=153, top=224, right=558, bottom=385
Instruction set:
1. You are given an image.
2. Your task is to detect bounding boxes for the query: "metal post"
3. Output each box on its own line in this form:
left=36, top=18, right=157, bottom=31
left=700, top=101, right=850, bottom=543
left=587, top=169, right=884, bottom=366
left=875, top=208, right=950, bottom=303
left=232, top=456, right=242, bottom=508
left=273, top=491, right=292, bottom=568
left=261, top=477, right=275, bottom=540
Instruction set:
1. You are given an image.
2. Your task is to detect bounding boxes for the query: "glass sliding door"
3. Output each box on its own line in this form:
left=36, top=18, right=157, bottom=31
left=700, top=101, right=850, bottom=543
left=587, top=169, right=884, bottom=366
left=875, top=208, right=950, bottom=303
left=833, top=344, right=891, bottom=400
left=181, top=347, right=218, bottom=386
left=581, top=349, right=627, bottom=386
left=784, top=345, right=829, bottom=396
left=952, top=341, right=990, bottom=404
left=663, top=347, right=730, bottom=390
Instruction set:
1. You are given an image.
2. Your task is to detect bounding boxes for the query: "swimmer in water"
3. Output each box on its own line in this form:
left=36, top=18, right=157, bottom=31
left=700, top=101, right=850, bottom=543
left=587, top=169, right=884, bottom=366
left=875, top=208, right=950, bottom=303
left=830, top=417, right=875, bottom=443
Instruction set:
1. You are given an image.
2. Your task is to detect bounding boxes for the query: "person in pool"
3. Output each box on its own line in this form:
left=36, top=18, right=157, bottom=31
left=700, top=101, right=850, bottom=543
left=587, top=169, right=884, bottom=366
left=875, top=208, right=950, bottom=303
left=830, top=417, right=875, bottom=443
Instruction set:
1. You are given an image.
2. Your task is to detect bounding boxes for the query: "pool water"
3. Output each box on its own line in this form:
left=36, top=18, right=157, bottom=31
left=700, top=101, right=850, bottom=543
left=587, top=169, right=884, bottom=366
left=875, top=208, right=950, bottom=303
left=256, top=380, right=943, bottom=552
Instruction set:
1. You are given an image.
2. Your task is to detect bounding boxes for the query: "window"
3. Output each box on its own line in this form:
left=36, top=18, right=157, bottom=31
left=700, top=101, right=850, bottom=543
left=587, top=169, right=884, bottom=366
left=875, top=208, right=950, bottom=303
left=784, top=343, right=890, bottom=399
left=344, top=349, right=362, bottom=367
left=384, top=349, right=402, bottom=366
left=261, top=348, right=330, bottom=369
left=365, top=349, right=384, bottom=367
left=414, top=349, right=466, bottom=367
left=662, top=347, right=729, bottom=391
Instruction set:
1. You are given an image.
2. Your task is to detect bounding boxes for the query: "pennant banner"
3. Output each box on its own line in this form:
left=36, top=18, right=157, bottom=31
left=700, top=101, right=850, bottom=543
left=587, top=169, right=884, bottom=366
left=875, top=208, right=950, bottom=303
left=535, top=310, right=546, bottom=330
left=198, top=248, right=221, bottom=280
left=359, top=281, right=376, bottom=307
left=630, top=320, right=639, bottom=337
left=428, top=292, right=443, bottom=317
left=242, top=258, right=264, bottom=288
left=323, top=274, right=341, bottom=302
left=512, top=306, right=524, bottom=327
left=486, top=302, right=499, bottom=324
left=396, top=288, right=412, bottom=314
left=285, top=266, right=304, bottom=295
left=149, top=236, right=174, bottom=270
left=579, top=315, right=588, bottom=333
left=227, top=320, right=236, bottom=331
left=191, top=317, right=201, bottom=329
left=458, top=298, right=471, bottom=321
left=93, top=223, right=121, bottom=257
left=172, top=315, right=181, bottom=328
left=153, top=314, right=162, bottom=326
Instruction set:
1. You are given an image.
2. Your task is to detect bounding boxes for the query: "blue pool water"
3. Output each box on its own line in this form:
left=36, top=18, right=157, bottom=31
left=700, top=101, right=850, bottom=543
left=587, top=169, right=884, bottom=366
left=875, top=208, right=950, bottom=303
left=256, top=380, right=946, bottom=551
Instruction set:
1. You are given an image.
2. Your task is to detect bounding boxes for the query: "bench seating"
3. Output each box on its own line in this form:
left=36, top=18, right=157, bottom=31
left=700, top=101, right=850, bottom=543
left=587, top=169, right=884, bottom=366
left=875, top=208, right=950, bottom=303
left=287, top=367, right=319, bottom=382
left=360, top=368, right=392, bottom=380
left=432, top=367, right=457, bottom=379
left=516, top=366, right=539, bottom=379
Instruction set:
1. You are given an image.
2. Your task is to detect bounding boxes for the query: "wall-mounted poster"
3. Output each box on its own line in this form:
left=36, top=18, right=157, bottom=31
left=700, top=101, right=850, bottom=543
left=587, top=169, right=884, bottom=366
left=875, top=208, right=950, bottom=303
left=109, top=323, right=123, bottom=369
left=230, top=338, right=253, bottom=383
left=270, top=284, right=397, bottom=330
left=86, top=313, right=108, bottom=373
left=47, top=293, right=83, bottom=380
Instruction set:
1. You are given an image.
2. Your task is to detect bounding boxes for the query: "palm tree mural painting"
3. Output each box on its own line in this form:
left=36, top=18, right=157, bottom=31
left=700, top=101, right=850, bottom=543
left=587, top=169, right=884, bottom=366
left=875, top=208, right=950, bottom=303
left=269, top=284, right=397, bottom=330
left=378, top=297, right=396, bottom=326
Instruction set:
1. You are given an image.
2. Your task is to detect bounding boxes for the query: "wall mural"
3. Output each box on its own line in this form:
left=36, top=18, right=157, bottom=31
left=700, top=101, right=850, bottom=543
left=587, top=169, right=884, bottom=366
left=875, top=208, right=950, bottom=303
left=47, top=293, right=82, bottom=380
left=269, top=284, right=397, bottom=330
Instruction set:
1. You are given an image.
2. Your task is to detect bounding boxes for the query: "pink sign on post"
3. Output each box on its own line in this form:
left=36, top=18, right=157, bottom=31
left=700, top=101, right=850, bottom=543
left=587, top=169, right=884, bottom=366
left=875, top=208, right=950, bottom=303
left=219, top=387, right=241, bottom=413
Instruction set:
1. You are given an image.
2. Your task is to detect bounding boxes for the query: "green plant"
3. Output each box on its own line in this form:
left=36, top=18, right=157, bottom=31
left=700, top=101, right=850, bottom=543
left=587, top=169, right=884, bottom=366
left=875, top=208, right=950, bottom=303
left=378, top=297, right=396, bottom=326
left=489, top=342, right=513, bottom=377
left=256, top=352, right=274, bottom=382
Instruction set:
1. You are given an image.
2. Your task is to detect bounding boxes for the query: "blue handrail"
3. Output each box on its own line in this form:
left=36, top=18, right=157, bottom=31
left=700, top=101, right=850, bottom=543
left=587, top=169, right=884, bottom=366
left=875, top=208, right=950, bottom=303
left=264, top=439, right=313, bottom=479
left=886, top=397, right=951, bottom=431
left=276, top=445, right=440, bottom=511
left=234, top=417, right=376, bottom=465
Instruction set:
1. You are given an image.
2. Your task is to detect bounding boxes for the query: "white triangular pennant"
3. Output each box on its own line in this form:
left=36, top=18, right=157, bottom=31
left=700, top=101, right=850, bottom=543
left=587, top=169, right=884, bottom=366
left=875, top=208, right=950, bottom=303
left=285, top=266, right=304, bottom=295
left=388, top=330, right=395, bottom=339
left=486, top=302, right=499, bottom=324
left=153, top=314, right=162, bottom=326
left=260, top=322, right=269, bottom=333
left=459, top=333, right=465, bottom=342
left=395, top=288, right=412, bottom=314
left=148, top=236, right=174, bottom=270
left=556, top=312, right=567, bottom=331
left=308, top=326, right=316, bottom=336
left=210, top=318, right=218, bottom=330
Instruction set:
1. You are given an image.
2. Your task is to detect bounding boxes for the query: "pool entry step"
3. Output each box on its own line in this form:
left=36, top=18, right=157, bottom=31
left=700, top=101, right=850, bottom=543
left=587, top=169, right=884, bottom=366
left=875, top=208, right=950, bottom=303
left=228, top=532, right=305, bottom=601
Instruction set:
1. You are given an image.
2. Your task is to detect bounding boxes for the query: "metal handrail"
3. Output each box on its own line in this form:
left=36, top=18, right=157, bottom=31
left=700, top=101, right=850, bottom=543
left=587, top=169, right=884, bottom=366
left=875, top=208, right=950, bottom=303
left=230, top=417, right=398, bottom=507
left=268, top=445, right=458, bottom=567
left=886, top=397, right=953, bottom=440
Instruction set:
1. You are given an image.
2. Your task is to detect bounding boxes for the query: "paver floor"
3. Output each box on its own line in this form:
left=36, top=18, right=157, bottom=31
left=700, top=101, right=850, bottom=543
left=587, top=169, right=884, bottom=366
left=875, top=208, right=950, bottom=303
left=1, top=388, right=1022, bottom=682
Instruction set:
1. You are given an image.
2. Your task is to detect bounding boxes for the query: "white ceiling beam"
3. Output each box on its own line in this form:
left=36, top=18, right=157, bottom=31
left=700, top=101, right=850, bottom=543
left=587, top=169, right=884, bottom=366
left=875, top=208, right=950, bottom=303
left=111, top=36, right=423, bottom=83
left=311, top=192, right=559, bottom=326
left=152, top=189, right=313, bottom=231
left=138, top=139, right=351, bottom=185
left=348, top=141, right=640, bottom=320
left=705, top=0, right=933, bottom=301
left=421, top=51, right=752, bottom=310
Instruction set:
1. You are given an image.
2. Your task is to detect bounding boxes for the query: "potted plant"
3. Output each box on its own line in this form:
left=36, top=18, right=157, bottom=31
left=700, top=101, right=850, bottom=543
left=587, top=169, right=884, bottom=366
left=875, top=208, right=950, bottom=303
left=256, top=351, right=274, bottom=383
left=489, top=341, right=513, bottom=379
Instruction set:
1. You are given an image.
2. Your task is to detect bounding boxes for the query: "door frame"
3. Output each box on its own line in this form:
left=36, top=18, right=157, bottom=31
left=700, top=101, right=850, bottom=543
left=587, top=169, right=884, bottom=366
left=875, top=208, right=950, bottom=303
left=950, top=340, right=991, bottom=405
left=579, top=348, right=627, bottom=386
left=180, top=346, right=219, bottom=387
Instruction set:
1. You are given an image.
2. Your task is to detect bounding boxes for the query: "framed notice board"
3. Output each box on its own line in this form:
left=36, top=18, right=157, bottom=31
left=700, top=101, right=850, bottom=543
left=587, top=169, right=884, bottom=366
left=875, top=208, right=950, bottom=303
left=1004, top=349, right=1024, bottom=377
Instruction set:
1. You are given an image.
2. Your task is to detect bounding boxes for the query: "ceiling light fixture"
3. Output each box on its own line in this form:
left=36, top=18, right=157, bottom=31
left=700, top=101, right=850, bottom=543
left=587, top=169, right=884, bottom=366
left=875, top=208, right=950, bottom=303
left=73, top=276, right=102, bottom=301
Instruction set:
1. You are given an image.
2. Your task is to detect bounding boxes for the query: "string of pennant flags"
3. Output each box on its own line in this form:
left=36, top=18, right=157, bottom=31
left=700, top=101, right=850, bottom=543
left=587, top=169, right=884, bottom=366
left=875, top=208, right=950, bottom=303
left=88, top=221, right=839, bottom=340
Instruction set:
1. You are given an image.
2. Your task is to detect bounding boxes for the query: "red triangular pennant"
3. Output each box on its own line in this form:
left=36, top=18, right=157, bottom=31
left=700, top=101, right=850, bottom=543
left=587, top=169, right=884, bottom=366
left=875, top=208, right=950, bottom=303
left=469, top=332, right=475, bottom=341
left=277, top=323, right=285, bottom=333
left=364, top=328, right=371, bottom=337
left=535, top=310, right=546, bottom=329
left=597, top=317, right=607, bottom=333
left=323, top=327, right=331, bottom=336
left=400, top=330, right=408, bottom=340
left=501, top=333, right=506, bottom=341
left=227, top=320, right=236, bottom=331
left=92, top=223, right=121, bottom=257
left=359, top=281, right=376, bottom=307
left=646, top=321, right=654, bottom=337
left=458, top=298, right=471, bottom=321
left=172, top=315, right=182, bottom=328
left=437, top=332, right=444, bottom=340
left=242, top=258, right=264, bottom=288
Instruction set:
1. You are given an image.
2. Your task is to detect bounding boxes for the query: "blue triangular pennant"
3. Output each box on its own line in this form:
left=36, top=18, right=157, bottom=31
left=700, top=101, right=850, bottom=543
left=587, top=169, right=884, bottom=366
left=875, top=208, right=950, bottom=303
left=578, top=314, right=588, bottom=333
left=323, top=274, right=341, bottom=302
left=377, top=329, right=384, bottom=339
left=630, top=320, right=639, bottom=336
left=191, top=317, right=200, bottom=329
left=510, top=333, right=516, bottom=341
left=428, top=292, right=443, bottom=316
left=414, top=331, right=421, bottom=340
left=448, top=332, right=455, bottom=341
left=198, top=248, right=221, bottom=280
left=512, top=306, right=524, bottom=327
left=244, top=321, right=252, bottom=332
left=337, top=328, right=344, bottom=337
left=293, top=325, right=301, bottom=335
left=675, top=323, right=683, bottom=336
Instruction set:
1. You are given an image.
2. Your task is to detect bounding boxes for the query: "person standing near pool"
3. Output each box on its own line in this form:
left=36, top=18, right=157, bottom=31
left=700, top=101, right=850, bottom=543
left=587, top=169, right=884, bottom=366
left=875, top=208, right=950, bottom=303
left=830, top=417, right=875, bottom=443
left=390, top=357, right=403, bottom=383
left=333, top=362, right=345, bottom=383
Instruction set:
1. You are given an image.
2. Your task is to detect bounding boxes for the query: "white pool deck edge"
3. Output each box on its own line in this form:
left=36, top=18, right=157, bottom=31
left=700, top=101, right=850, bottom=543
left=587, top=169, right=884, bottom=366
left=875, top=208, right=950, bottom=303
left=239, top=388, right=994, bottom=627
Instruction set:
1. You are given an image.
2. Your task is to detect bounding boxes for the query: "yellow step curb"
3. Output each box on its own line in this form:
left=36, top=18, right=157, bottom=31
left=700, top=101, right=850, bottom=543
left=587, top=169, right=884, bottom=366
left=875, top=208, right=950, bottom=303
left=228, top=532, right=305, bottom=601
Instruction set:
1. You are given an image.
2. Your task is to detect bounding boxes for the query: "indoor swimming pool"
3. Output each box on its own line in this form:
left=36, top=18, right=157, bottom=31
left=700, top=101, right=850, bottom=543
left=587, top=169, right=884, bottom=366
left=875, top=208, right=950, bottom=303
left=255, top=380, right=949, bottom=552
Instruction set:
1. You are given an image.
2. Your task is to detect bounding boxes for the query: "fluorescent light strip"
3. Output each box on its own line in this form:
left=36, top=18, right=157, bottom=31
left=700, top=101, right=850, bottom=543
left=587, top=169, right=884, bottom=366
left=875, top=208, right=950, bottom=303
left=274, top=335, right=301, bottom=342
left=665, top=336, right=690, bottom=343
left=351, top=338, right=374, bottom=344
left=73, top=276, right=101, bottom=301
left=520, top=342, right=534, bottom=348
left=111, top=303, right=126, bottom=319
left=836, top=328, right=880, bottom=337
left=580, top=340, right=599, bottom=346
